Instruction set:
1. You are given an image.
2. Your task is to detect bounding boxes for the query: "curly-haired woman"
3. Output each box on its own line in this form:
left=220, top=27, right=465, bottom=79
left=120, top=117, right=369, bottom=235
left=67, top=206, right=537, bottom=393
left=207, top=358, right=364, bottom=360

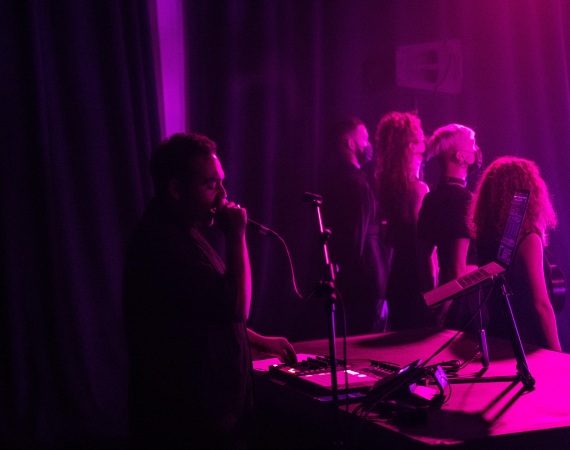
left=369, top=111, right=435, bottom=330
left=470, top=156, right=561, bottom=351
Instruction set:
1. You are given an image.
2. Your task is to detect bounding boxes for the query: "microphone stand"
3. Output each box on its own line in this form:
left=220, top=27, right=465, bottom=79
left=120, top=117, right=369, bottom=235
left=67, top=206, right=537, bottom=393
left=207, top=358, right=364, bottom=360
left=303, top=192, right=341, bottom=415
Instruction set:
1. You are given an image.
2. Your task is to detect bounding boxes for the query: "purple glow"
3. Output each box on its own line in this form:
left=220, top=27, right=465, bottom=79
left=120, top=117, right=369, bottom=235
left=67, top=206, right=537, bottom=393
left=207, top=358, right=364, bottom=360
left=156, top=0, right=186, bottom=137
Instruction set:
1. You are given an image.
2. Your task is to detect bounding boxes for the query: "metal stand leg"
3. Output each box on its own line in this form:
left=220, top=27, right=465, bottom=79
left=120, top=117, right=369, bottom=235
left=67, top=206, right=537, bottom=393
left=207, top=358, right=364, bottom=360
left=326, top=297, right=339, bottom=411
left=479, top=288, right=489, bottom=368
left=494, top=275, right=535, bottom=389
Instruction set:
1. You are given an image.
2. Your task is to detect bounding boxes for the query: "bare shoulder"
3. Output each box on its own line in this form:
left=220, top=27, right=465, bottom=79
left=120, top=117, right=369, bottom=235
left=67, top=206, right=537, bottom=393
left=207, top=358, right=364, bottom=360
left=409, top=179, right=429, bottom=194
left=401, top=180, right=429, bottom=222
left=406, top=180, right=430, bottom=201
left=518, top=233, right=543, bottom=256
left=516, top=233, right=544, bottom=273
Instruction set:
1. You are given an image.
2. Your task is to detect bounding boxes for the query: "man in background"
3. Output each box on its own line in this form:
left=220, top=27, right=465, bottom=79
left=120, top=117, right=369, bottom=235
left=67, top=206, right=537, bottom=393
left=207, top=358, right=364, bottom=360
left=122, top=133, right=296, bottom=449
left=321, top=117, right=390, bottom=335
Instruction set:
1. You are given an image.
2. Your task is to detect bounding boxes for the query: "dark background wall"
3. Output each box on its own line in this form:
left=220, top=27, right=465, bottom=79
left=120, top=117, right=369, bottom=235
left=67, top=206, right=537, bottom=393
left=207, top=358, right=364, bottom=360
left=1, top=0, right=569, bottom=447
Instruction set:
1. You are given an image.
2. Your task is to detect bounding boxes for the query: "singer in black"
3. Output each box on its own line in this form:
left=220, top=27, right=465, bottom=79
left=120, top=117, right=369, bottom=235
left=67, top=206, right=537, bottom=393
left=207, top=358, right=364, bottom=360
left=122, top=133, right=296, bottom=449
left=321, top=117, right=390, bottom=335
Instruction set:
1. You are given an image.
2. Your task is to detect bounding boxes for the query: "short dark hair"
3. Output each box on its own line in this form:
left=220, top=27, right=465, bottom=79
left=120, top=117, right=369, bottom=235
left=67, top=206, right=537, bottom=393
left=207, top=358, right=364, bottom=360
left=329, top=117, right=364, bottom=151
left=150, top=133, right=217, bottom=198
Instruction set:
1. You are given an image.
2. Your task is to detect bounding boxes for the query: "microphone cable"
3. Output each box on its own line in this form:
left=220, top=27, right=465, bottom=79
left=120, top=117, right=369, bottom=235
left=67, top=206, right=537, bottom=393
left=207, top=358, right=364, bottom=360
left=247, top=220, right=306, bottom=301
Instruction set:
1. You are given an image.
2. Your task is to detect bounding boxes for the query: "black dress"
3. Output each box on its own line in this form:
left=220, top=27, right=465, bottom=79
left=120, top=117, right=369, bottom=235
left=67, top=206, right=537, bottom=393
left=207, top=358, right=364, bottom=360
left=385, top=210, right=434, bottom=330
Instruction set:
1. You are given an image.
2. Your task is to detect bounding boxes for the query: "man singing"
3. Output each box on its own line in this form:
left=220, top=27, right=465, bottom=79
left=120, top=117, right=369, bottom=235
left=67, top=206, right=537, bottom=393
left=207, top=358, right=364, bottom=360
left=122, top=133, right=296, bottom=449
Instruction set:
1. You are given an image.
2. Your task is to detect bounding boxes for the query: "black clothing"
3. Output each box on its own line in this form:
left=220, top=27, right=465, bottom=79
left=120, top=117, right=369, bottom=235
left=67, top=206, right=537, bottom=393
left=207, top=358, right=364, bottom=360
left=322, top=162, right=390, bottom=335
left=477, top=232, right=553, bottom=349
left=417, top=183, right=478, bottom=330
left=122, top=198, right=254, bottom=449
left=384, top=211, right=433, bottom=330
left=417, top=183, right=476, bottom=265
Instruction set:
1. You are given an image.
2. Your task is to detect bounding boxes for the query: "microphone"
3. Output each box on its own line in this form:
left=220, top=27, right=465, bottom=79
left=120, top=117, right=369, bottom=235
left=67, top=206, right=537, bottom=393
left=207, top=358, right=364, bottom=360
left=303, top=192, right=323, bottom=205
left=210, top=205, right=278, bottom=238
left=247, top=218, right=278, bottom=238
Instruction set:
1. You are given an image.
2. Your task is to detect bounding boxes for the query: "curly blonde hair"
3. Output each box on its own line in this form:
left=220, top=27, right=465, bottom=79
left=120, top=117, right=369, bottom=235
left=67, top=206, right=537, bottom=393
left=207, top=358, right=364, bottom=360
left=373, top=111, right=422, bottom=220
left=470, top=157, right=557, bottom=246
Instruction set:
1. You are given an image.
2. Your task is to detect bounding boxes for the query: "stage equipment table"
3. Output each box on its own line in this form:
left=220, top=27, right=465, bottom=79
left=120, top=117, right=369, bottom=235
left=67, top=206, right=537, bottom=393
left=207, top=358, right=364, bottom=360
left=253, top=328, right=570, bottom=449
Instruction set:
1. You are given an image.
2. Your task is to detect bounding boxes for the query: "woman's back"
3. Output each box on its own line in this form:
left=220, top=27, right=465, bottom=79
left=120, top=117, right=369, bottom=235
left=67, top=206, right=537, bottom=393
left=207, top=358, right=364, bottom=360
left=478, top=232, right=553, bottom=349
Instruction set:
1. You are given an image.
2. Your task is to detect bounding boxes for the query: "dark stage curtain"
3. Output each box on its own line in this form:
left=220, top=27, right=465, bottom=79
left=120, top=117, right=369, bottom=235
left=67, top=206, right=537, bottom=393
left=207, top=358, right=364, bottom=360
left=183, top=0, right=570, bottom=349
left=1, top=0, right=570, bottom=448
left=0, top=0, right=160, bottom=447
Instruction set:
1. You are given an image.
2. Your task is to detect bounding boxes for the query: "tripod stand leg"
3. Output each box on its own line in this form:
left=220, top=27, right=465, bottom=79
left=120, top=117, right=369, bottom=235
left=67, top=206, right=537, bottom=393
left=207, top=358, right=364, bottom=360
left=478, top=289, right=489, bottom=368
left=480, top=329, right=489, bottom=368
left=495, top=276, right=535, bottom=389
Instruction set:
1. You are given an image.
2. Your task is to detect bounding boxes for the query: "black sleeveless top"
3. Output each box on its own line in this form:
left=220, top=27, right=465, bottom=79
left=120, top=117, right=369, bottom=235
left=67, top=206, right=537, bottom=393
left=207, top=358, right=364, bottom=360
left=477, top=232, right=552, bottom=348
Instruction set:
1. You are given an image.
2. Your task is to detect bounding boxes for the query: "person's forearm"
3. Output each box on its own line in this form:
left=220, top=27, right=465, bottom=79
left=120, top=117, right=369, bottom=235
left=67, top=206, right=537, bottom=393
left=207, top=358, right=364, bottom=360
left=536, top=301, right=561, bottom=351
left=439, top=262, right=464, bottom=285
left=247, top=328, right=298, bottom=365
left=417, top=242, right=436, bottom=292
left=226, top=235, right=252, bottom=322
left=247, top=328, right=264, bottom=350
left=516, top=234, right=561, bottom=352
left=419, top=264, right=436, bottom=293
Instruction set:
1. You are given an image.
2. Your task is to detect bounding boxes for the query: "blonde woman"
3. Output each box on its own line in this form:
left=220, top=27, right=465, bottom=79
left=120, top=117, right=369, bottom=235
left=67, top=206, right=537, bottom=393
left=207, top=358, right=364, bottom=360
left=417, top=124, right=481, bottom=328
left=470, top=157, right=561, bottom=351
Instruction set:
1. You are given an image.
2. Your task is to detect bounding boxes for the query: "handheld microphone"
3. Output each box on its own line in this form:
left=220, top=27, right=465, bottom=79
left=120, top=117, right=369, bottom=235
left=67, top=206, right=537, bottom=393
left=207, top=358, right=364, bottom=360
left=212, top=203, right=304, bottom=299
left=247, top=218, right=278, bottom=238
left=210, top=205, right=278, bottom=238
